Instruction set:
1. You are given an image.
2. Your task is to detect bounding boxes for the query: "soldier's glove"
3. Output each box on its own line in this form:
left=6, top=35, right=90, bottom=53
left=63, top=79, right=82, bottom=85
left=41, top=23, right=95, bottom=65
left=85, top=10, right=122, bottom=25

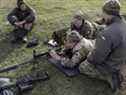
left=49, top=50, right=61, bottom=60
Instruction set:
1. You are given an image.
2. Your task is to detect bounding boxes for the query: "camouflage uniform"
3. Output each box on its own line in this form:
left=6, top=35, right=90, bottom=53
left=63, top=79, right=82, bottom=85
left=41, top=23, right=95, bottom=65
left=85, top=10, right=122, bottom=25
left=52, top=10, right=95, bottom=46
left=71, top=19, right=95, bottom=39
left=79, top=1, right=126, bottom=94
left=7, top=0, right=36, bottom=41
left=60, top=31, right=95, bottom=68
left=71, top=10, right=96, bottom=39
left=52, top=27, right=69, bottom=46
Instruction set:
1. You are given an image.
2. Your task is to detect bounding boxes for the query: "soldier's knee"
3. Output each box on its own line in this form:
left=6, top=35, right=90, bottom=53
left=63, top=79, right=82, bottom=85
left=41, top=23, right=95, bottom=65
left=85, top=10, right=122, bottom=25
left=79, top=61, right=89, bottom=74
left=79, top=60, right=98, bottom=77
left=79, top=64, right=85, bottom=74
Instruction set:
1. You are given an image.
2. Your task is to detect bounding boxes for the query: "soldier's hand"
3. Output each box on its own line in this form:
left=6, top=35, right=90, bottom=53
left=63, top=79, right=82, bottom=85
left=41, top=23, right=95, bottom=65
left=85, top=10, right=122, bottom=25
left=18, top=20, right=26, bottom=25
left=15, top=22, right=23, bottom=28
left=49, top=50, right=61, bottom=60
left=49, top=50, right=56, bottom=55
left=15, top=21, right=26, bottom=26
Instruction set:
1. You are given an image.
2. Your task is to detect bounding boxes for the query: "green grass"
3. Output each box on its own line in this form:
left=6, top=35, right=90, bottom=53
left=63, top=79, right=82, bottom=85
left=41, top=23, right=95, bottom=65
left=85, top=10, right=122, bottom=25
left=0, top=0, right=126, bottom=95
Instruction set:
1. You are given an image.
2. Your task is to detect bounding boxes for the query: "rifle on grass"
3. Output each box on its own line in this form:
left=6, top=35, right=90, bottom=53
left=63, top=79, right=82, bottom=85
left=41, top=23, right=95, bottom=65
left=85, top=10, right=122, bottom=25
left=0, top=49, right=43, bottom=73
left=0, top=54, right=35, bottom=73
left=0, top=47, right=62, bottom=73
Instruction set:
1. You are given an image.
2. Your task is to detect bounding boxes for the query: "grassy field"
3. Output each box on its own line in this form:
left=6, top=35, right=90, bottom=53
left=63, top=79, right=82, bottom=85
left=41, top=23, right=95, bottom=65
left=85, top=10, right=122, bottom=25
left=0, top=0, right=126, bottom=95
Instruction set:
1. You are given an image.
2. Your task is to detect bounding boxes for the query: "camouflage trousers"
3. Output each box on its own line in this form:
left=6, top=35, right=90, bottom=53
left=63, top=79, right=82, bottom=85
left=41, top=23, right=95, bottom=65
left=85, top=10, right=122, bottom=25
left=118, top=64, right=126, bottom=95
left=79, top=61, right=111, bottom=81
left=79, top=60, right=114, bottom=90
left=79, top=60, right=126, bottom=95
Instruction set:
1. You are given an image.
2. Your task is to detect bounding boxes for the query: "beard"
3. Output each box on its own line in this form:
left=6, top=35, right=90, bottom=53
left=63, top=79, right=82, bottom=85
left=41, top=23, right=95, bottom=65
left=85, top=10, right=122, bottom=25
left=104, top=17, right=114, bottom=26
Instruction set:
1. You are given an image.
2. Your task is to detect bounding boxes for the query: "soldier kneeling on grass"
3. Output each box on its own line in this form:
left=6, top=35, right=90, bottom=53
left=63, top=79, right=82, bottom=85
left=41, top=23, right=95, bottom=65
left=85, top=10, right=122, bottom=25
left=7, top=0, right=36, bottom=43
left=49, top=31, right=95, bottom=68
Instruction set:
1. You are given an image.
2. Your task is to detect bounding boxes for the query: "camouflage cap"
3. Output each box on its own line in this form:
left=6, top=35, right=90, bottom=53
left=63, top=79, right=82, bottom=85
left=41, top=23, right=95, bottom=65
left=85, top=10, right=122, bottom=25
left=102, top=0, right=121, bottom=16
left=67, top=31, right=82, bottom=43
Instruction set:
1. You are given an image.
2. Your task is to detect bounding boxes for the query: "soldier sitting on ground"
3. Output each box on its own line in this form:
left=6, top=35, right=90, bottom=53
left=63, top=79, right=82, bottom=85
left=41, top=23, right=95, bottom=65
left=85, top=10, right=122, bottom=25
left=49, top=31, right=95, bottom=68
left=7, top=0, right=36, bottom=43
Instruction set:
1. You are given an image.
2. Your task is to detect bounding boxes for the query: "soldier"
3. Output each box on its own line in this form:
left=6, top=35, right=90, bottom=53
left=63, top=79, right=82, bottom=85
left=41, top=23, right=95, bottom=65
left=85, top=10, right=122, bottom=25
left=71, top=10, right=95, bottom=39
left=7, top=0, right=36, bottom=43
left=51, top=10, right=95, bottom=47
left=79, top=0, right=126, bottom=95
left=49, top=31, right=95, bottom=68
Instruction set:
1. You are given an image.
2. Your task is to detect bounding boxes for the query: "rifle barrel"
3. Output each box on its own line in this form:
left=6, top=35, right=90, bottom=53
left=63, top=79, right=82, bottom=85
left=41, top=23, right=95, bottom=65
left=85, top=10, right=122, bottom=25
left=0, top=58, right=33, bottom=73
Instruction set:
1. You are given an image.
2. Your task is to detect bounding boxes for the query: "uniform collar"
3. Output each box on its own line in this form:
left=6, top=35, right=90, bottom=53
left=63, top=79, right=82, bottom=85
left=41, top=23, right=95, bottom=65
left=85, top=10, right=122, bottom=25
left=106, top=16, right=122, bottom=25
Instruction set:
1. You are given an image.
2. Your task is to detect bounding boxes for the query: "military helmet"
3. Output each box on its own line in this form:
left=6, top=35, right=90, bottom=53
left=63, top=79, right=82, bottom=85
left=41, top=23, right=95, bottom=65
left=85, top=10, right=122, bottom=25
left=102, top=0, right=121, bottom=16
left=67, top=31, right=82, bottom=43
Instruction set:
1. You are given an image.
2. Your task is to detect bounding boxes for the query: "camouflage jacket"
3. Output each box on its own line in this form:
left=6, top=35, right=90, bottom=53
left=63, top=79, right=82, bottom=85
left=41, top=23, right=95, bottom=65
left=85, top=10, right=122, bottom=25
left=71, top=20, right=95, bottom=39
left=61, top=38, right=95, bottom=68
left=7, top=7, right=36, bottom=25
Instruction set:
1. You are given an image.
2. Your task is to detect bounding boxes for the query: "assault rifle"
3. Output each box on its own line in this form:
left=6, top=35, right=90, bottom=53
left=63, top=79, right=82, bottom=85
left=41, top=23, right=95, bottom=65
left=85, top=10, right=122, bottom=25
left=0, top=47, right=61, bottom=73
